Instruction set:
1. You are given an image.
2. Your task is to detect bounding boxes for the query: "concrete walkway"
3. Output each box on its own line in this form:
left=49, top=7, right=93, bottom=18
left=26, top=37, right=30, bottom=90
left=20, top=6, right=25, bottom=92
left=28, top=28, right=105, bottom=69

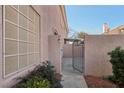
left=61, top=58, right=87, bottom=88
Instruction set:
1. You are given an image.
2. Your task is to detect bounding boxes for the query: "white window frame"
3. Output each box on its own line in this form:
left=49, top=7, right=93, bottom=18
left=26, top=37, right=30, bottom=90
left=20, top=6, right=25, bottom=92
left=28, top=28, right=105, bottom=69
left=2, top=5, right=41, bottom=78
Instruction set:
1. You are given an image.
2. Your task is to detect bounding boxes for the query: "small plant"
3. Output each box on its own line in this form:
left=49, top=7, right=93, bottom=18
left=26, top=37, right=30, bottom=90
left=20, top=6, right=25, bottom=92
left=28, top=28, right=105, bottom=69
left=15, top=76, right=50, bottom=88
left=108, top=47, right=124, bottom=87
left=32, top=61, right=63, bottom=88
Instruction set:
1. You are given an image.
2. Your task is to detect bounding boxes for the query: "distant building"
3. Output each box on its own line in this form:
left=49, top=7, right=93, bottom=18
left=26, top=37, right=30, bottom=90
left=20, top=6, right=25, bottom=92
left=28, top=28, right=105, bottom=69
left=103, top=23, right=110, bottom=33
left=103, top=23, right=124, bottom=35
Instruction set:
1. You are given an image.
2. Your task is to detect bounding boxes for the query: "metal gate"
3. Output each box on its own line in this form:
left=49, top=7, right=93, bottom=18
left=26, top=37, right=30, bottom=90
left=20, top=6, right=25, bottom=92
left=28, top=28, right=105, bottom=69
left=72, top=40, right=84, bottom=73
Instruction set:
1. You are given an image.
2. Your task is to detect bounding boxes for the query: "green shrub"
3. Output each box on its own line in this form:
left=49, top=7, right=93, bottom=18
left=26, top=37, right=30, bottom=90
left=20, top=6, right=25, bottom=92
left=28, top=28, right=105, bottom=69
left=108, top=47, right=124, bottom=87
left=32, top=61, right=63, bottom=88
left=14, top=61, right=62, bottom=88
left=15, top=76, right=50, bottom=88
left=103, top=75, right=116, bottom=84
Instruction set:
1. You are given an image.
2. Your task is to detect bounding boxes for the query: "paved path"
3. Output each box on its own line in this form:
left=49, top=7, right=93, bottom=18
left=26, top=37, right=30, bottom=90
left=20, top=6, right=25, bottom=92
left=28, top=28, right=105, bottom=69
left=61, top=58, right=87, bottom=88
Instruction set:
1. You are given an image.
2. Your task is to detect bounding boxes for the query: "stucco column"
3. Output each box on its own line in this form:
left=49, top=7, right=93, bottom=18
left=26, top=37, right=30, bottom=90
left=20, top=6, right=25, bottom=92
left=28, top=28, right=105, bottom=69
left=48, top=35, right=61, bottom=73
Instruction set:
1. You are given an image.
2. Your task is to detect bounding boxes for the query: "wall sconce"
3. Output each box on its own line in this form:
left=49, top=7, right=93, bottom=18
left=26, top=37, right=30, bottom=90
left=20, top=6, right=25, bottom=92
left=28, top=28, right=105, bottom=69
left=52, top=27, right=60, bottom=42
left=54, top=31, right=58, bottom=35
left=52, top=27, right=58, bottom=35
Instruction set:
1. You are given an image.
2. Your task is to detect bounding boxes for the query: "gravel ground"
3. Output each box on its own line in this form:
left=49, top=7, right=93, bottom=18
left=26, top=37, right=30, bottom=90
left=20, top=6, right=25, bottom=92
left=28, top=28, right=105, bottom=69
left=84, top=75, right=119, bottom=88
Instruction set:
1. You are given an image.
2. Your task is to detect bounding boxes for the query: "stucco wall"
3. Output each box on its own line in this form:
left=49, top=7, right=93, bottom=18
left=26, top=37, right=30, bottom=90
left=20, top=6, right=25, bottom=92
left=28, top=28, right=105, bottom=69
left=48, top=35, right=61, bottom=73
left=0, top=5, right=67, bottom=87
left=39, top=6, right=67, bottom=61
left=29, top=5, right=67, bottom=62
left=84, top=35, right=124, bottom=76
left=63, top=44, right=84, bottom=58
left=63, top=44, right=72, bottom=58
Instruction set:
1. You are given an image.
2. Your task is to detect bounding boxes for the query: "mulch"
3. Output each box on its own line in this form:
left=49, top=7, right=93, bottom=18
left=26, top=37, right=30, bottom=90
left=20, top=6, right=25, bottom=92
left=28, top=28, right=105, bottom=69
left=84, top=75, right=119, bottom=88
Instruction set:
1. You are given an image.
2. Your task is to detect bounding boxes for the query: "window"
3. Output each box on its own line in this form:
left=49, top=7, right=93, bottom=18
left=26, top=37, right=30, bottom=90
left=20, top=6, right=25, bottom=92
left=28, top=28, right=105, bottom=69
left=3, top=5, right=40, bottom=76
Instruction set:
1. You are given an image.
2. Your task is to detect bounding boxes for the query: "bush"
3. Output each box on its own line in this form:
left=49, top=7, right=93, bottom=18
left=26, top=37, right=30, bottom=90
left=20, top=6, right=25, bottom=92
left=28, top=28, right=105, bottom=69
left=103, top=75, right=116, bottom=84
left=14, top=61, right=63, bottom=88
left=108, top=47, right=124, bottom=87
left=15, top=76, right=50, bottom=88
left=32, top=61, right=63, bottom=88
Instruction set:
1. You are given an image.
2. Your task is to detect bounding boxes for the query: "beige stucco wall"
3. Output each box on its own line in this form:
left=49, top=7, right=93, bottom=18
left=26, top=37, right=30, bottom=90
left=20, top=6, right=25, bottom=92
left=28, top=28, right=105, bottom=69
left=63, top=44, right=83, bottom=58
left=39, top=6, right=67, bottom=61
left=32, top=5, right=68, bottom=72
left=84, top=35, right=124, bottom=77
left=48, top=35, right=61, bottom=73
left=0, top=5, right=68, bottom=87
left=63, top=44, right=72, bottom=58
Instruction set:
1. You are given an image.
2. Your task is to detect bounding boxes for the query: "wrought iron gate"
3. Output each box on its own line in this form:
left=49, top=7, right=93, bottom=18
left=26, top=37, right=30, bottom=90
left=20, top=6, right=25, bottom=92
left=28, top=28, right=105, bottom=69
left=72, top=40, right=84, bottom=73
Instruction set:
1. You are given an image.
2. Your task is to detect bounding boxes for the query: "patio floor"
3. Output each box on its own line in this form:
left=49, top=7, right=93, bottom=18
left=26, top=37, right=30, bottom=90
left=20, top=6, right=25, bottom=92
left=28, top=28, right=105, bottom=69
left=61, top=58, right=87, bottom=88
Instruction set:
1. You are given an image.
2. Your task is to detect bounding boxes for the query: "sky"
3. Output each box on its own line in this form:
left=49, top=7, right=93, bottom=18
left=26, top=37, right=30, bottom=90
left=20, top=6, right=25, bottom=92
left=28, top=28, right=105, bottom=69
left=65, top=5, right=124, bottom=36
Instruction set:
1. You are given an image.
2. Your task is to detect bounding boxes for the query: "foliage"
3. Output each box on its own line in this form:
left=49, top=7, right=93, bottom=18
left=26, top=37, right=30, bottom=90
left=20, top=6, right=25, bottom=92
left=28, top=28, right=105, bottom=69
left=108, top=47, right=124, bottom=87
left=15, top=76, right=50, bottom=88
left=68, top=28, right=87, bottom=39
left=76, top=32, right=88, bottom=39
left=103, top=75, right=116, bottom=84
left=32, top=61, right=63, bottom=88
left=14, top=61, right=63, bottom=88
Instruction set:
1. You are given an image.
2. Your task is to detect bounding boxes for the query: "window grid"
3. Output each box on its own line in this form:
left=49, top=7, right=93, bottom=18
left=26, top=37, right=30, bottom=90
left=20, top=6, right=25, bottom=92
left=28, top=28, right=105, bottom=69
left=11, top=5, right=33, bottom=23
left=3, top=5, right=40, bottom=77
left=5, top=17, right=37, bottom=35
